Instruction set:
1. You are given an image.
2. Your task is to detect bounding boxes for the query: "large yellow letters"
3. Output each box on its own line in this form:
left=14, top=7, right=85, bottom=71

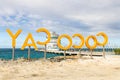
left=6, top=28, right=108, bottom=50
left=57, top=34, right=72, bottom=50
left=36, top=28, right=51, bottom=45
left=6, top=29, right=22, bottom=48
left=72, top=34, right=84, bottom=49
left=21, top=33, right=38, bottom=50
left=85, top=35, right=97, bottom=50
left=96, top=32, right=108, bottom=46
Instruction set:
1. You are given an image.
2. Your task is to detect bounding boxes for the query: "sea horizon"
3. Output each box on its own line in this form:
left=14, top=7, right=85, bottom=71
left=0, top=48, right=62, bottom=60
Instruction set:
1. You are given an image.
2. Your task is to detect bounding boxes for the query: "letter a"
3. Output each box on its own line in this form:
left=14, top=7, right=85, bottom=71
left=21, top=33, right=38, bottom=50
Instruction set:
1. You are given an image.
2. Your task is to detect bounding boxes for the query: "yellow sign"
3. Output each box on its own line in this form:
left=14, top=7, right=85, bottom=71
left=72, top=34, right=84, bottom=49
left=21, top=33, right=38, bottom=50
left=96, top=32, right=108, bottom=46
left=6, top=29, right=22, bottom=48
left=57, top=33, right=108, bottom=50
left=36, top=28, right=51, bottom=45
left=57, top=34, right=72, bottom=50
left=6, top=28, right=108, bottom=50
left=85, top=35, right=97, bottom=50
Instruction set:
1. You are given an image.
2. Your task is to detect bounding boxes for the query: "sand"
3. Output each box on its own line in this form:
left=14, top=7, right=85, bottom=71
left=0, top=55, right=120, bottom=80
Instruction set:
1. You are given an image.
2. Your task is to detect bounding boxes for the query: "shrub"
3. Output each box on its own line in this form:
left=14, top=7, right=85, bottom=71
left=114, top=48, right=120, bottom=55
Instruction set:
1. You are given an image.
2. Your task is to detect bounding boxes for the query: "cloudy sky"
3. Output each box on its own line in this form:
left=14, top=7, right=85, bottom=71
left=0, top=0, right=120, bottom=48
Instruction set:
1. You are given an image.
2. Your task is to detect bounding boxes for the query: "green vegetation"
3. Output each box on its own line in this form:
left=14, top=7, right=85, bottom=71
left=114, top=48, right=120, bottom=55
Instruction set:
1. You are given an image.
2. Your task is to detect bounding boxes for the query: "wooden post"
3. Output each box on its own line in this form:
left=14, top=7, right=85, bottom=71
left=12, top=47, right=15, bottom=61
left=28, top=46, right=31, bottom=60
left=78, top=49, right=82, bottom=58
left=103, top=46, right=105, bottom=58
left=64, top=50, right=66, bottom=59
left=44, top=44, right=47, bottom=60
left=90, top=50, right=93, bottom=59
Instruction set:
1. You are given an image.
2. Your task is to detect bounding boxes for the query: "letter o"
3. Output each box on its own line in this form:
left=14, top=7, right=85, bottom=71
left=72, top=34, right=84, bottom=49
left=36, top=28, right=51, bottom=45
left=96, top=32, right=108, bottom=46
left=57, top=34, right=72, bottom=50
left=85, top=35, right=97, bottom=50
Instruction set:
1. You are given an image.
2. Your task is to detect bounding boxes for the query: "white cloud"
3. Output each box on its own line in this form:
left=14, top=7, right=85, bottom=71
left=0, top=0, right=120, bottom=37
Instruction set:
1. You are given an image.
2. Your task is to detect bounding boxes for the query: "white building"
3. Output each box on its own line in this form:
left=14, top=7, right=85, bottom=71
left=46, top=32, right=59, bottom=51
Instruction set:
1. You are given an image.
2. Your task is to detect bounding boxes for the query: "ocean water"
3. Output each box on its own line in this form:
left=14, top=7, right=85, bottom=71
left=0, top=48, right=63, bottom=60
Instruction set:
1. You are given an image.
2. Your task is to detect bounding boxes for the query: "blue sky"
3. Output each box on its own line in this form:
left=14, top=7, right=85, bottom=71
left=0, top=0, right=120, bottom=48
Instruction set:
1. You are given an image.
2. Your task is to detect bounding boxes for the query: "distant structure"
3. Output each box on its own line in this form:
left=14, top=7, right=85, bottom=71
left=45, top=31, right=117, bottom=52
left=46, top=32, right=59, bottom=51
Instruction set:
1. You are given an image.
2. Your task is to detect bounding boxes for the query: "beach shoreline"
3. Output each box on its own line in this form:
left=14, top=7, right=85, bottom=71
left=0, top=55, right=120, bottom=80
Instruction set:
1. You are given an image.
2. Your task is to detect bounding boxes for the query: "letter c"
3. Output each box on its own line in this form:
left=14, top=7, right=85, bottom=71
left=72, top=34, right=84, bottom=49
left=36, top=28, right=51, bottom=45
left=96, top=32, right=108, bottom=46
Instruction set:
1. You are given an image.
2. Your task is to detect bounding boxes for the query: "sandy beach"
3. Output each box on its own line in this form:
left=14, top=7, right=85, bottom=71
left=0, top=55, right=120, bottom=80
